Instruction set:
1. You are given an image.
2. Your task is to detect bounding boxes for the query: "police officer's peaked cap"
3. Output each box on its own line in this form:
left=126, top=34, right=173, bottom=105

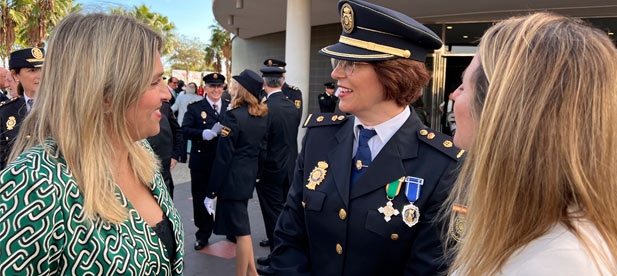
left=324, top=82, right=336, bottom=89
left=263, top=58, right=287, bottom=71
left=319, top=0, right=443, bottom=62
left=203, top=73, right=225, bottom=84
left=9, top=48, right=45, bottom=70
left=260, top=66, right=285, bottom=78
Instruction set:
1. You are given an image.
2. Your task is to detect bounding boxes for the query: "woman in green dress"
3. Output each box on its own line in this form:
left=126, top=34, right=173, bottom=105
left=0, top=12, right=184, bottom=275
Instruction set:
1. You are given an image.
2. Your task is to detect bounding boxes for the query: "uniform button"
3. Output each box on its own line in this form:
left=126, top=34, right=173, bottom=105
left=338, top=209, right=347, bottom=220
left=302, top=201, right=306, bottom=208
left=26, top=135, right=31, bottom=139
left=197, top=150, right=201, bottom=153
left=336, top=243, right=343, bottom=255
left=390, top=233, right=399, bottom=240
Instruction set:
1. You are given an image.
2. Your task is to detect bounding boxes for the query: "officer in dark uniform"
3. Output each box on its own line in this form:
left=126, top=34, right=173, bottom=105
left=182, top=72, right=230, bottom=250
left=264, top=1, right=463, bottom=275
left=254, top=65, right=301, bottom=268
left=263, top=59, right=302, bottom=121
left=318, top=81, right=338, bottom=113
left=147, top=100, right=183, bottom=198
left=0, top=48, right=44, bottom=169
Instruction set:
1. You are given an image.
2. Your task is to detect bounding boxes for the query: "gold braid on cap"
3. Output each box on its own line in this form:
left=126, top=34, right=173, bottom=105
left=339, top=36, right=411, bottom=58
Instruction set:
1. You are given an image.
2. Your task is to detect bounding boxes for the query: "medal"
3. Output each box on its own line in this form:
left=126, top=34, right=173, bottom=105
left=378, top=201, right=399, bottom=222
left=378, top=178, right=402, bottom=222
left=402, top=176, right=424, bottom=227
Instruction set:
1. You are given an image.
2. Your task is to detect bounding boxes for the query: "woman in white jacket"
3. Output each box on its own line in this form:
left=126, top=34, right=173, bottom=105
left=171, top=81, right=202, bottom=126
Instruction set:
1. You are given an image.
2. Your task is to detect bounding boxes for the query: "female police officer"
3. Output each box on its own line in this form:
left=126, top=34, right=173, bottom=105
left=266, top=1, right=464, bottom=275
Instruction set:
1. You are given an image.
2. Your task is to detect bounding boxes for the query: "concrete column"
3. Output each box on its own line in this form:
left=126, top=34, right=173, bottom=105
left=285, top=0, right=311, bottom=148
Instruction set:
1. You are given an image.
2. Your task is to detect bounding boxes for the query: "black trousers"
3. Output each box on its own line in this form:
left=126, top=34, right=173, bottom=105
left=255, top=172, right=288, bottom=251
left=191, top=169, right=214, bottom=242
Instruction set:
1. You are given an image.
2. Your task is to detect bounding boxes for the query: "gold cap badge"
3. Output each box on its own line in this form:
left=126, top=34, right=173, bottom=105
left=267, top=60, right=273, bottom=66
left=341, top=3, right=354, bottom=34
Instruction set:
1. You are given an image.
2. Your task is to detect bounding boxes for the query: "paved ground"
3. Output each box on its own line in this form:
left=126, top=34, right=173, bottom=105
left=171, top=161, right=271, bottom=275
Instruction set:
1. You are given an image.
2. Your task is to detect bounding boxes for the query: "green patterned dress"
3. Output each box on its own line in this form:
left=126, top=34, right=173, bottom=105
left=0, top=140, right=184, bottom=275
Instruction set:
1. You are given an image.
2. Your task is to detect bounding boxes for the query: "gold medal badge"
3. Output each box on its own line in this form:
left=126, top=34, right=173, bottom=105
left=294, top=100, right=301, bottom=109
left=306, top=161, right=328, bottom=190
left=449, top=204, right=467, bottom=242
left=201, top=111, right=207, bottom=119
left=6, top=116, right=16, bottom=130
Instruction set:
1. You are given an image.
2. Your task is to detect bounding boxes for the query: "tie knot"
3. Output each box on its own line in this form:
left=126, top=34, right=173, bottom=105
left=27, top=99, right=34, bottom=105
left=358, top=126, right=377, bottom=146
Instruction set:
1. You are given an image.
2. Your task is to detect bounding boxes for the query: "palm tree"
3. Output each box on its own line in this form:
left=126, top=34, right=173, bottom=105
left=0, top=0, right=29, bottom=61
left=20, top=0, right=74, bottom=47
left=204, top=24, right=231, bottom=80
left=111, top=4, right=176, bottom=56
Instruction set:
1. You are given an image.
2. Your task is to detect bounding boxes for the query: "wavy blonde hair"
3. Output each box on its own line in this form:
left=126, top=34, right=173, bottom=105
left=231, top=80, right=268, bottom=117
left=10, top=12, right=163, bottom=224
left=447, top=13, right=617, bottom=275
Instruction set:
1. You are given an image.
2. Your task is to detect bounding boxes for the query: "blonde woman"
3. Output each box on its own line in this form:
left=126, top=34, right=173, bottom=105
left=0, top=12, right=184, bottom=275
left=448, top=13, right=617, bottom=275
left=205, top=69, right=268, bottom=276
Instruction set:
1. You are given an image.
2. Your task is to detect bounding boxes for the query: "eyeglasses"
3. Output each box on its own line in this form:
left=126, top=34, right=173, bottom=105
left=331, top=58, right=370, bottom=76
left=206, top=84, right=224, bottom=88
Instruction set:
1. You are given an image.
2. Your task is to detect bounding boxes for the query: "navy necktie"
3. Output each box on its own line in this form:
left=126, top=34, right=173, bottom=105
left=26, top=99, right=34, bottom=113
left=350, top=126, right=377, bottom=188
left=213, top=104, right=219, bottom=117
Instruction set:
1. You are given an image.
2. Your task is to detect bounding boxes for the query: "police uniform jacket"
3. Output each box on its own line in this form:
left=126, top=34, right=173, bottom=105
left=206, top=104, right=268, bottom=200
left=282, top=83, right=302, bottom=120
left=147, top=101, right=184, bottom=191
left=0, top=96, right=26, bottom=169
left=318, top=92, right=338, bottom=113
left=271, top=112, right=462, bottom=276
left=261, top=92, right=300, bottom=184
left=182, top=98, right=230, bottom=170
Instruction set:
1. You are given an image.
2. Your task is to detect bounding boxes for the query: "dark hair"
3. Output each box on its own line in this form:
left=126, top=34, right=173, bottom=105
left=372, top=58, right=431, bottom=107
left=10, top=68, right=24, bottom=96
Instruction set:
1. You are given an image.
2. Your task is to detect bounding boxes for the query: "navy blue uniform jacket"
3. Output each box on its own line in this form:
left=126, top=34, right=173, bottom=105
left=207, top=105, right=268, bottom=200
left=271, top=112, right=462, bottom=275
left=182, top=98, right=230, bottom=170
left=0, top=97, right=26, bottom=169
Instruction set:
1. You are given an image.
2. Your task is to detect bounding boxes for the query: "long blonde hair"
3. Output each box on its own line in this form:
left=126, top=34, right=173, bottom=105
left=10, top=12, right=163, bottom=224
left=232, top=80, right=268, bottom=117
left=447, top=13, right=617, bottom=275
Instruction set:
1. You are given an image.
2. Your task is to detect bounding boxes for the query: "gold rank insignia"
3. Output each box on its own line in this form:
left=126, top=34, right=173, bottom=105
left=419, top=129, right=428, bottom=136
left=316, top=116, right=324, bottom=122
left=6, top=116, right=16, bottom=130
left=306, top=161, right=328, bottom=190
left=294, top=100, right=301, bottom=109
left=337, top=115, right=345, bottom=121
left=221, top=126, right=231, bottom=137
left=331, top=115, right=338, bottom=121
left=201, top=111, right=207, bottom=119
left=443, top=140, right=453, bottom=148
left=341, top=3, right=355, bottom=34
left=449, top=204, right=467, bottom=242
left=427, top=132, right=435, bottom=139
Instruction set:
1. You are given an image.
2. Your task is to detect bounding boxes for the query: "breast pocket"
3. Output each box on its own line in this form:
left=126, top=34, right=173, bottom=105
left=302, top=190, right=326, bottom=212
left=364, top=209, right=412, bottom=242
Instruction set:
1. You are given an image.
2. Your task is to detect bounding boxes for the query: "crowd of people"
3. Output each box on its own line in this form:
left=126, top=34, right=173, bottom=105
left=1, top=0, right=617, bottom=275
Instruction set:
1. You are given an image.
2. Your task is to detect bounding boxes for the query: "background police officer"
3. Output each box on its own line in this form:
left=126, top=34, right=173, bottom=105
left=0, top=48, right=44, bottom=169
left=182, top=72, right=229, bottom=250
left=262, top=59, right=302, bottom=121
left=318, top=81, right=338, bottom=113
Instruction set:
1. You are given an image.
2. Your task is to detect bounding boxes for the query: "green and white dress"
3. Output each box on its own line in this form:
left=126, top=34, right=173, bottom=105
left=0, top=140, right=184, bottom=275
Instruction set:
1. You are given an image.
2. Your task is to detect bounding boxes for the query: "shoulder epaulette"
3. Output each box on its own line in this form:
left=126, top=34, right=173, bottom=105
left=303, top=113, right=349, bottom=128
left=417, top=128, right=465, bottom=160
left=0, top=96, right=21, bottom=108
left=187, top=99, right=202, bottom=106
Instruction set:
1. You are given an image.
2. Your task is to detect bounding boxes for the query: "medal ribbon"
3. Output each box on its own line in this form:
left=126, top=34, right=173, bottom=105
left=385, top=177, right=403, bottom=200
left=404, top=176, right=424, bottom=203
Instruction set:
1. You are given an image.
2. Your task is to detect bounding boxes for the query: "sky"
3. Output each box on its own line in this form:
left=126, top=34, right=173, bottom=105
left=74, top=0, right=217, bottom=43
